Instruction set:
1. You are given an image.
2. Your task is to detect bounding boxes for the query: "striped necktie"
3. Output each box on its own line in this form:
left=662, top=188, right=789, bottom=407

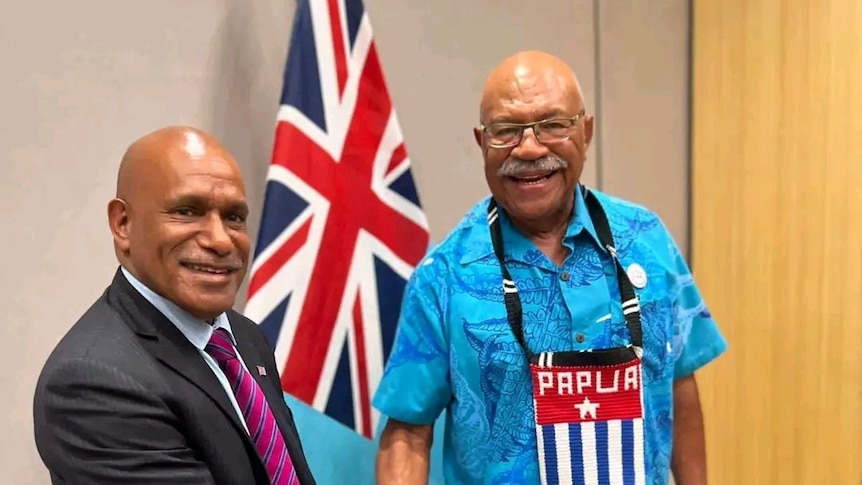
left=205, top=328, right=299, bottom=485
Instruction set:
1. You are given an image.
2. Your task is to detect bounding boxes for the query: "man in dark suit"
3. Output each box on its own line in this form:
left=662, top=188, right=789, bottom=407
left=33, top=126, right=317, bottom=485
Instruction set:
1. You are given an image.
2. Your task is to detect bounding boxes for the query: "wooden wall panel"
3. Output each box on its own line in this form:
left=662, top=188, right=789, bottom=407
left=691, top=0, right=862, bottom=483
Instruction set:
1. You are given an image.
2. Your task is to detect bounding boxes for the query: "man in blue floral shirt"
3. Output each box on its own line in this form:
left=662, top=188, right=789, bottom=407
left=373, top=50, right=727, bottom=485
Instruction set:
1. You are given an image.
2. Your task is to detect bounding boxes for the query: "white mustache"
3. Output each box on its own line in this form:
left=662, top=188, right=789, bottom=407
left=496, top=156, right=568, bottom=177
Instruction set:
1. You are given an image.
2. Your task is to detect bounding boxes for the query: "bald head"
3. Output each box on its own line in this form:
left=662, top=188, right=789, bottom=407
left=116, top=126, right=242, bottom=201
left=108, top=125, right=250, bottom=320
left=479, top=50, right=584, bottom=124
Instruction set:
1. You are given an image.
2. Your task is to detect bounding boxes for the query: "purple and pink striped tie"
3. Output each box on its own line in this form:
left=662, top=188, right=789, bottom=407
left=205, top=328, right=299, bottom=485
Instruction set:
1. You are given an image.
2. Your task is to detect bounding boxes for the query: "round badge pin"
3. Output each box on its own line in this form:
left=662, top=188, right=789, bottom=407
left=626, top=263, right=648, bottom=289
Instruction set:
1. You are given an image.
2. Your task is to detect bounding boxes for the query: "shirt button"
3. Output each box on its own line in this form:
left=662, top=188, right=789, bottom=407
left=575, top=333, right=585, bottom=343
left=560, top=272, right=570, bottom=281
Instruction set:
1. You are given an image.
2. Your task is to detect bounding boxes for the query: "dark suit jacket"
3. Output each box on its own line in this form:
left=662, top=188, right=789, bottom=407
left=33, top=269, right=317, bottom=485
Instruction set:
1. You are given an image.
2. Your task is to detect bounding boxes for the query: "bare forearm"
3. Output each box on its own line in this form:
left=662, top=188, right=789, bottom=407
left=376, top=420, right=433, bottom=485
left=671, top=374, right=708, bottom=485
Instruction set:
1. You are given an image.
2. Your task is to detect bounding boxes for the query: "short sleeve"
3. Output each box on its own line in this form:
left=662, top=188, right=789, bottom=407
left=667, top=238, right=729, bottom=380
left=372, top=256, right=451, bottom=425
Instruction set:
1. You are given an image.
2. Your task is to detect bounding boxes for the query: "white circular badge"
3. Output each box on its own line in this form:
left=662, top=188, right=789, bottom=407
left=626, top=263, right=648, bottom=289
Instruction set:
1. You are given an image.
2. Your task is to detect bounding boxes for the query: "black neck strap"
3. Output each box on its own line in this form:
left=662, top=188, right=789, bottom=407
left=486, top=185, right=643, bottom=360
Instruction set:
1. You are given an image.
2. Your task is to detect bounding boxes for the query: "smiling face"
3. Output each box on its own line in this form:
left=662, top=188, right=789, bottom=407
left=108, top=128, right=251, bottom=320
left=474, top=53, right=594, bottom=233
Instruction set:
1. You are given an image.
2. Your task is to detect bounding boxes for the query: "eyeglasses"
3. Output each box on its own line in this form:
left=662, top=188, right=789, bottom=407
left=481, top=109, right=587, bottom=148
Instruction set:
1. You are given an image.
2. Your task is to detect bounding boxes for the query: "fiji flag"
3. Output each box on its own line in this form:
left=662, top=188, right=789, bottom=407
left=532, top=357, right=647, bottom=485
left=243, top=0, right=445, bottom=483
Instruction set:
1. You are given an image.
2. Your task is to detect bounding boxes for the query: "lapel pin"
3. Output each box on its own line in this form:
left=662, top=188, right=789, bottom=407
left=256, top=365, right=267, bottom=376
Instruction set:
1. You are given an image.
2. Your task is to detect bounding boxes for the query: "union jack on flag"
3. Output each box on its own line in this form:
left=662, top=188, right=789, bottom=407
left=243, top=0, right=430, bottom=439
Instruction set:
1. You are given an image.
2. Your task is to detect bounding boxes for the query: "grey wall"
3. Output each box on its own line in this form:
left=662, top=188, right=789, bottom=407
left=0, top=0, right=689, bottom=482
left=597, top=0, right=691, bottom=253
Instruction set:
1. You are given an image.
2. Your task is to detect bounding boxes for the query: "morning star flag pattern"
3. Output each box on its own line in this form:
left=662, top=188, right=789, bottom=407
left=532, top=359, right=646, bottom=485
left=244, top=0, right=430, bottom=440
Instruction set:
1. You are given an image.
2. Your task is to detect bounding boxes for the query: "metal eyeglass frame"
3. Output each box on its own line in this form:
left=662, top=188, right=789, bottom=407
left=481, top=109, right=587, bottom=148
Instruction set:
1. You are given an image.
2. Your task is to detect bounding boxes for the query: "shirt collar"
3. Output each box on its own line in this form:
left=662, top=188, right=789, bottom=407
left=120, top=266, right=235, bottom=350
left=459, top=184, right=604, bottom=265
left=569, top=184, right=602, bottom=247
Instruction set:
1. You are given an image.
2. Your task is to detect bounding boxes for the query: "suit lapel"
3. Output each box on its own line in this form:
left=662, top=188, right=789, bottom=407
left=106, top=269, right=310, bottom=483
left=105, top=270, right=247, bottom=436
